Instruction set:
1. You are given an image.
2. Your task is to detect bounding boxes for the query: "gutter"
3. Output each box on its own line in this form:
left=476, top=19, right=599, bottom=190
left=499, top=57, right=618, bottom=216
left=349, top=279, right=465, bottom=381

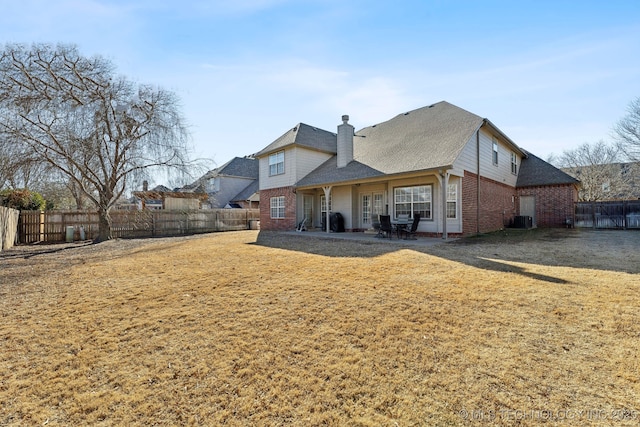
left=294, top=165, right=455, bottom=191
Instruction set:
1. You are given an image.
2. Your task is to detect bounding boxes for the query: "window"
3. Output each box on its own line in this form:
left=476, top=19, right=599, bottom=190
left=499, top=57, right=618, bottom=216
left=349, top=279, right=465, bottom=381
left=362, top=194, right=371, bottom=224
left=446, top=184, right=457, bottom=219
left=269, top=151, right=285, bottom=176
left=373, top=193, right=384, bottom=220
left=492, top=138, right=499, bottom=165
left=394, top=185, right=431, bottom=220
left=511, top=152, right=518, bottom=174
left=270, top=196, right=285, bottom=218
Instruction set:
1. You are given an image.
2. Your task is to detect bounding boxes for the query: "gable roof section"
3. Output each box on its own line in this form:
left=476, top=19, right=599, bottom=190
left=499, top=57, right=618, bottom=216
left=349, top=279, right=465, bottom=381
left=231, top=179, right=259, bottom=202
left=204, top=156, right=258, bottom=179
left=255, top=123, right=337, bottom=157
left=354, top=101, right=485, bottom=175
left=296, top=157, right=385, bottom=187
left=517, top=151, right=580, bottom=187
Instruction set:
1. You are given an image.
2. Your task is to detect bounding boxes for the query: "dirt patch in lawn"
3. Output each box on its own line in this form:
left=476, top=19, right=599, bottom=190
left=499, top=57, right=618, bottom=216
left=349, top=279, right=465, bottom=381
left=1, top=229, right=639, bottom=426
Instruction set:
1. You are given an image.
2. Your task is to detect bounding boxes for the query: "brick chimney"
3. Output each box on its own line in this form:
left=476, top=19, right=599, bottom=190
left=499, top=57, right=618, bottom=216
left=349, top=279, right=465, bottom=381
left=337, top=115, right=354, bottom=168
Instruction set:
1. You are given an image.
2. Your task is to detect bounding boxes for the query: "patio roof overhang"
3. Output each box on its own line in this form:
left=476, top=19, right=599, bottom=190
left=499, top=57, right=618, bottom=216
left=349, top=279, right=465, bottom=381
left=294, top=165, right=454, bottom=191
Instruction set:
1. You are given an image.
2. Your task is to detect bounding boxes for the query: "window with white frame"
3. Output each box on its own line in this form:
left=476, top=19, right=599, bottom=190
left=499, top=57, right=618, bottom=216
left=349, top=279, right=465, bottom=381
left=446, top=183, right=457, bottom=219
left=492, top=138, right=499, bottom=165
left=270, top=196, right=285, bottom=218
left=511, top=152, right=518, bottom=174
left=394, top=185, right=431, bottom=220
left=373, top=193, right=384, bottom=221
left=362, top=194, right=371, bottom=224
left=269, top=151, right=285, bottom=176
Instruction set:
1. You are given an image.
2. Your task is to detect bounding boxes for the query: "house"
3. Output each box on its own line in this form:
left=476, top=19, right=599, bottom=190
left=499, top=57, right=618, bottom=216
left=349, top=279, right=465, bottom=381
left=256, top=101, right=579, bottom=236
left=194, top=156, right=259, bottom=209
left=133, top=184, right=208, bottom=210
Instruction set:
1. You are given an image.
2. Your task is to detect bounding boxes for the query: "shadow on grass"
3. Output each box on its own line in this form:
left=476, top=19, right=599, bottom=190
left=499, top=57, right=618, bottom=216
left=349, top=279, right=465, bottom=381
left=473, top=257, right=569, bottom=284
left=0, top=241, right=94, bottom=260
left=252, top=231, right=399, bottom=258
left=253, top=228, right=639, bottom=280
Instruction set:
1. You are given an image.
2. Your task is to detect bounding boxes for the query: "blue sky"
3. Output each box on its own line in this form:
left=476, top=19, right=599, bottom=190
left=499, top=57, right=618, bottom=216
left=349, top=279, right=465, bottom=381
left=2, top=0, right=640, bottom=174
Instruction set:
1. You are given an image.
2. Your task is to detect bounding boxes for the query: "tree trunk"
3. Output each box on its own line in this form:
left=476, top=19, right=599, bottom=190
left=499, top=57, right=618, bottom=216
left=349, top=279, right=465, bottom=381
left=95, top=207, right=113, bottom=243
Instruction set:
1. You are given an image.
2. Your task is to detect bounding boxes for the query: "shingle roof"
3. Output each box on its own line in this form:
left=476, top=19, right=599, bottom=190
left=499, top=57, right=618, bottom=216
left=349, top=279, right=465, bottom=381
left=517, top=151, right=580, bottom=187
left=296, top=101, right=486, bottom=187
left=231, top=179, right=259, bottom=202
left=255, top=123, right=337, bottom=157
left=353, top=101, right=485, bottom=174
left=204, top=156, right=258, bottom=179
left=296, top=157, right=385, bottom=187
left=264, top=101, right=570, bottom=189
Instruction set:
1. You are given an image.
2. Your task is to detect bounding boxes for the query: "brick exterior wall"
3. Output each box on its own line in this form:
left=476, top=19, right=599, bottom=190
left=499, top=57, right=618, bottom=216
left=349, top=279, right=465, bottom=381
left=462, top=171, right=517, bottom=235
left=517, top=184, right=578, bottom=228
left=259, top=186, right=297, bottom=231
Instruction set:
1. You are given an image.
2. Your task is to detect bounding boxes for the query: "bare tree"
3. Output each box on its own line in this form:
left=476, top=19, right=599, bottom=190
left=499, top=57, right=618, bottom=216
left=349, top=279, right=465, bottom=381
left=614, top=97, right=640, bottom=161
left=0, top=43, right=195, bottom=242
left=557, top=140, right=633, bottom=201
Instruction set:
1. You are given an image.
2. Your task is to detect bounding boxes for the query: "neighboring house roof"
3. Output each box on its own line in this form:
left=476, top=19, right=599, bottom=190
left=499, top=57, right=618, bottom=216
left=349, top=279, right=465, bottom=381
left=152, top=185, right=172, bottom=192
left=179, top=182, right=207, bottom=193
left=231, top=179, right=259, bottom=202
left=132, top=190, right=209, bottom=201
left=203, top=156, right=258, bottom=179
left=517, top=151, right=580, bottom=187
left=255, top=123, right=337, bottom=157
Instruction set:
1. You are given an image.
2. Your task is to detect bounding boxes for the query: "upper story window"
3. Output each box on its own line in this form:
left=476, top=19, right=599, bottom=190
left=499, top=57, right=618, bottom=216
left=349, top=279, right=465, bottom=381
left=269, top=151, right=285, bottom=176
left=492, top=138, right=499, bottom=165
left=511, top=152, right=518, bottom=175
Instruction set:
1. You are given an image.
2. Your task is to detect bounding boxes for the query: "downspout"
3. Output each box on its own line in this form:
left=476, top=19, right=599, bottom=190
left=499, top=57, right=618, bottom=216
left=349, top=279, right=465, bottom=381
left=476, top=128, right=481, bottom=235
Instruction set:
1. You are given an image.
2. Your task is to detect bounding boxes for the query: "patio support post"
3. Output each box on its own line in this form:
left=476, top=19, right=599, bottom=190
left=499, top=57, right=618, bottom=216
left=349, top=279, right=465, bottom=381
left=440, top=171, right=449, bottom=239
left=323, top=186, right=332, bottom=234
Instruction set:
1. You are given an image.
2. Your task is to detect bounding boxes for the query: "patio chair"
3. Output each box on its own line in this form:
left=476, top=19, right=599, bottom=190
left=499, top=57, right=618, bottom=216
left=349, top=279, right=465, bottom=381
left=373, top=220, right=383, bottom=238
left=296, top=216, right=307, bottom=232
left=401, top=213, right=421, bottom=240
left=378, top=215, right=393, bottom=239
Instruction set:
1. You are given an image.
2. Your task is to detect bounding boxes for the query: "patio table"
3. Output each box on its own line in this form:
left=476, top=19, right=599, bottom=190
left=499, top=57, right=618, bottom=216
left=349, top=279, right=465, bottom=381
left=391, top=220, right=409, bottom=238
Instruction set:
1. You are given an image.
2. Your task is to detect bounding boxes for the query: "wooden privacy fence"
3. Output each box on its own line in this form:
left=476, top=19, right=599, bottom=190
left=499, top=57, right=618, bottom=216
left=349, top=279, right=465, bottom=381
left=18, top=209, right=260, bottom=244
left=575, top=200, right=640, bottom=229
left=0, top=206, right=19, bottom=251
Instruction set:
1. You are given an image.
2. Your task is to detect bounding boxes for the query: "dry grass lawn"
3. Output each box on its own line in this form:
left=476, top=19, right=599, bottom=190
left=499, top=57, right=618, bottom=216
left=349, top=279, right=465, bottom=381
left=0, top=229, right=639, bottom=426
